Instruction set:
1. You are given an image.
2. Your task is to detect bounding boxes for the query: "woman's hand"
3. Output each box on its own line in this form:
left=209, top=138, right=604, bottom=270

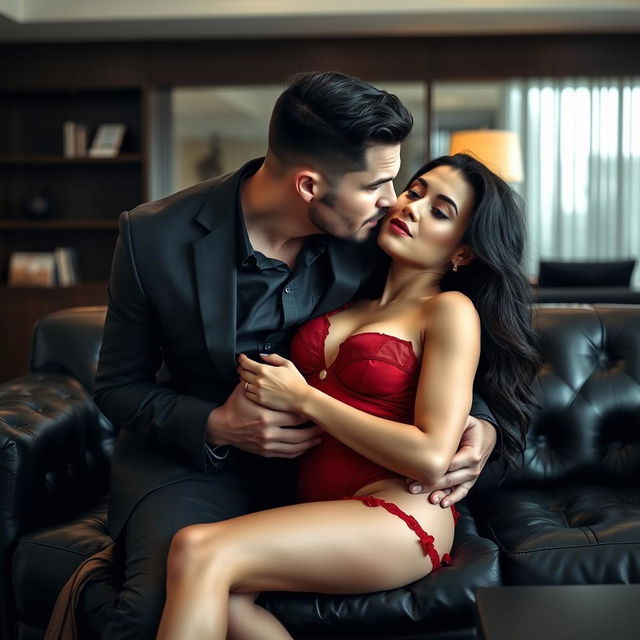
left=237, top=353, right=310, bottom=413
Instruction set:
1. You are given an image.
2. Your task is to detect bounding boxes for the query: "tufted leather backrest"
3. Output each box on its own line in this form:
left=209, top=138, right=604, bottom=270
left=521, top=305, right=640, bottom=487
left=26, top=304, right=640, bottom=489
left=30, top=306, right=107, bottom=394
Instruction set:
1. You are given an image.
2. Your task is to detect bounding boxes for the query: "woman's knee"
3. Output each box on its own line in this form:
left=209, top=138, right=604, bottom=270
left=168, top=524, right=210, bottom=566
left=167, top=522, right=235, bottom=580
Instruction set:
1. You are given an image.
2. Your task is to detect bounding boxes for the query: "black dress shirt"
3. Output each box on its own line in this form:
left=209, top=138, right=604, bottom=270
left=207, top=172, right=334, bottom=467
left=236, top=216, right=330, bottom=362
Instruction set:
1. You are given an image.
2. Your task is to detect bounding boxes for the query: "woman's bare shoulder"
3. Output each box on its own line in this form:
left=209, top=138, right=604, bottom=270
left=420, top=291, right=479, bottom=333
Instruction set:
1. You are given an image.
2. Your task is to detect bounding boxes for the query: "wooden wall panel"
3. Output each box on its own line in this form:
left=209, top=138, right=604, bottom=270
left=0, top=283, right=108, bottom=382
left=2, top=33, right=639, bottom=90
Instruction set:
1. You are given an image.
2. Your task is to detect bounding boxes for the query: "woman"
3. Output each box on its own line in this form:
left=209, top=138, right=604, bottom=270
left=156, top=154, right=539, bottom=640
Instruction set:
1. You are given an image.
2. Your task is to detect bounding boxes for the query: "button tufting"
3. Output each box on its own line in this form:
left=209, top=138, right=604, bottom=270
left=318, top=369, right=327, bottom=380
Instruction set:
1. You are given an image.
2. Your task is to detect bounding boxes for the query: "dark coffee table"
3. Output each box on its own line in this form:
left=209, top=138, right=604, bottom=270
left=475, top=584, right=640, bottom=640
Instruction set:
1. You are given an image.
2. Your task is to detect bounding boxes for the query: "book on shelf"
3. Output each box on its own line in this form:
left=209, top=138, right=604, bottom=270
left=63, top=121, right=76, bottom=158
left=88, top=123, right=126, bottom=158
left=53, top=247, right=80, bottom=286
left=62, top=121, right=88, bottom=158
left=75, top=124, right=88, bottom=157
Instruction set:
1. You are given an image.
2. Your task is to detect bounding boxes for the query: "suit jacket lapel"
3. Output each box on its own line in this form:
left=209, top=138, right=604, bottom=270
left=193, top=227, right=237, bottom=383
left=192, top=159, right=262, bottom=383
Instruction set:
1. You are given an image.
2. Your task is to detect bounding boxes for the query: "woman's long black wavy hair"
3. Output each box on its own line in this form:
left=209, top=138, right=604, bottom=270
left=406, top=153, right=539, bottom=475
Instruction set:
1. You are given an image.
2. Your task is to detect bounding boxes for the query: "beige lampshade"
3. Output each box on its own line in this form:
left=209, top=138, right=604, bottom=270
left=448, top=129, right=524, bottom=183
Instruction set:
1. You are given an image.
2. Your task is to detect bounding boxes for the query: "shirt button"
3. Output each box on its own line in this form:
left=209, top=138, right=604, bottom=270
left=318, top=369, right=327, bottom=380
left=264, top=342, right=272, bottom=351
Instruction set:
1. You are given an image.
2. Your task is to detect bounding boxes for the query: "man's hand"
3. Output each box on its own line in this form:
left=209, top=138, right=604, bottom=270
left=206, top=381, right=323, bottom=458
left=406, top=416, right=497, bottom=507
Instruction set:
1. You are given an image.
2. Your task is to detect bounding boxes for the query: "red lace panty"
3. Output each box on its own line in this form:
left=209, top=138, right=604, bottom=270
left=346, top=495, right=460, bottom=569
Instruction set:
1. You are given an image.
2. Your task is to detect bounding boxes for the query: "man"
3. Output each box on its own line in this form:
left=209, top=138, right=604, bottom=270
left=88, top=71, right=497, bottom=638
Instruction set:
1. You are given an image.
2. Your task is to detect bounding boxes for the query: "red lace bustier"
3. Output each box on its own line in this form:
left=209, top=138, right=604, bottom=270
left=291, top=308, right=420, bottom=502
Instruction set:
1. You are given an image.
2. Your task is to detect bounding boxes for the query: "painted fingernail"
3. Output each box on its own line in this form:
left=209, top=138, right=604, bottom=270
left=434, top=495, right=441, bottom=503
left=410, top=485, right=422, bottom=494
left=442, top=500, right=449, bottom=507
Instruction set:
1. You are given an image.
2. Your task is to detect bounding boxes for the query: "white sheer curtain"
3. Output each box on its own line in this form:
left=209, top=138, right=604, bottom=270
left=505, top=77, right=640, bottom=287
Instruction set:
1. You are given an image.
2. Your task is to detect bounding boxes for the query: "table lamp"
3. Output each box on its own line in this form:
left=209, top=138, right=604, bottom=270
left=448, top=129, right=523, bottom=183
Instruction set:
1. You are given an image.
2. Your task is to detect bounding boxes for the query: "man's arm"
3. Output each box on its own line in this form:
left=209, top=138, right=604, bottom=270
left=94, top=212, right=219, bottom=471
left=94, top=212, right=321, bottom=471
left=469, top=392, right=500, bottom=449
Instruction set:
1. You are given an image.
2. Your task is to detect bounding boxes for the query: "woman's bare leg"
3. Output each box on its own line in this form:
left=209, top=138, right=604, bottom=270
left=156, top=484, right=455, bottom=640
left=227, top=593, right=292, bottom=640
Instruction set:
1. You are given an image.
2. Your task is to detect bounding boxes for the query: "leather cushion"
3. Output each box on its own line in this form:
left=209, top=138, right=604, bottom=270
left=12, top=499, right=110, bottom=628
left=0, top=373, right=113, bottom=551
left=475, top=485, right=640, bottom=585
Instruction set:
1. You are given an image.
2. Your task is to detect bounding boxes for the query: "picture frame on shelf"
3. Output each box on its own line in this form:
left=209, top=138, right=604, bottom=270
left=88, top=123, right=126, bottom=158
left=7, top=252, right=57, bottom=287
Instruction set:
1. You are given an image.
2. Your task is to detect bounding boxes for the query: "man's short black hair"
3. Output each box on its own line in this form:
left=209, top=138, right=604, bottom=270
left=268, top=71, right=413, bottom=181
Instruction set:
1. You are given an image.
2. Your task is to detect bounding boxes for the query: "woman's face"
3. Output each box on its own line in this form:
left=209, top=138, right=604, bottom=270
left=378, top=164, right=475, bottom=271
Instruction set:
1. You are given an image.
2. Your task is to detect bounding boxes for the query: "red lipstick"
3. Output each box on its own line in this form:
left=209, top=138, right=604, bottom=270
left=389, top=218, right=412, bottom=237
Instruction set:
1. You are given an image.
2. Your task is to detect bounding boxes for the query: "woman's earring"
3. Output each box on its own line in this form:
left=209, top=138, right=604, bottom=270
left=452, top=262, right=459, bottom=273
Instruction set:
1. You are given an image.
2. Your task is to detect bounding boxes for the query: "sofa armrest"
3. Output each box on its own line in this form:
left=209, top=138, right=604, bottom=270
left=31, top=306, right=107, bottom=395
left=0, top=372, right=114, bottom=557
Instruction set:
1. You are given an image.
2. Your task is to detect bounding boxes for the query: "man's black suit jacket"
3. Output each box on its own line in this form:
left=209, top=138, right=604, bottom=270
left=94, top=159, right=377, bottom=539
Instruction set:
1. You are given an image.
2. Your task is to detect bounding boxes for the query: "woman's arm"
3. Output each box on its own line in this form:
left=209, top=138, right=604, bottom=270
left=239, top=291, right=481, bottom=485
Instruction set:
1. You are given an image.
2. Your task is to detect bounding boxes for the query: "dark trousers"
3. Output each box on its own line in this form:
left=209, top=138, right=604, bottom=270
left=80, top=457, right=295, bottom=640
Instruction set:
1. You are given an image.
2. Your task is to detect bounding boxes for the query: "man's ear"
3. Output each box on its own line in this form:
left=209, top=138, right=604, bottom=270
left=453, top=244, right=475, bottom=267
left=294, top=170, right=322, bottom=204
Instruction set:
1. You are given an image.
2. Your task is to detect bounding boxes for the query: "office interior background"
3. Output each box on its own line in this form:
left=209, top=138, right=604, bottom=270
left=1, top=0, right=640, bottom=382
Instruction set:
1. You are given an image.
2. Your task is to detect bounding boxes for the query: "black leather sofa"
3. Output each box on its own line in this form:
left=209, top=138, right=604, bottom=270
left=1, top=305, right=639, bottom=640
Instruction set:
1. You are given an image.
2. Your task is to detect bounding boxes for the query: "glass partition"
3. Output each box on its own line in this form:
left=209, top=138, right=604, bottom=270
left=166, top=82, right=427, bottom=197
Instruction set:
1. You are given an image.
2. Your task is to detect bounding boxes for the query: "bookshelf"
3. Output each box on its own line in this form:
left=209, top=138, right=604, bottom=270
left=0, top=86, right=148, bottom=381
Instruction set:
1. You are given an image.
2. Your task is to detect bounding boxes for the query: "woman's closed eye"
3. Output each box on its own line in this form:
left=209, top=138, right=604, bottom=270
left=431, top=206, right=449, bottom=220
